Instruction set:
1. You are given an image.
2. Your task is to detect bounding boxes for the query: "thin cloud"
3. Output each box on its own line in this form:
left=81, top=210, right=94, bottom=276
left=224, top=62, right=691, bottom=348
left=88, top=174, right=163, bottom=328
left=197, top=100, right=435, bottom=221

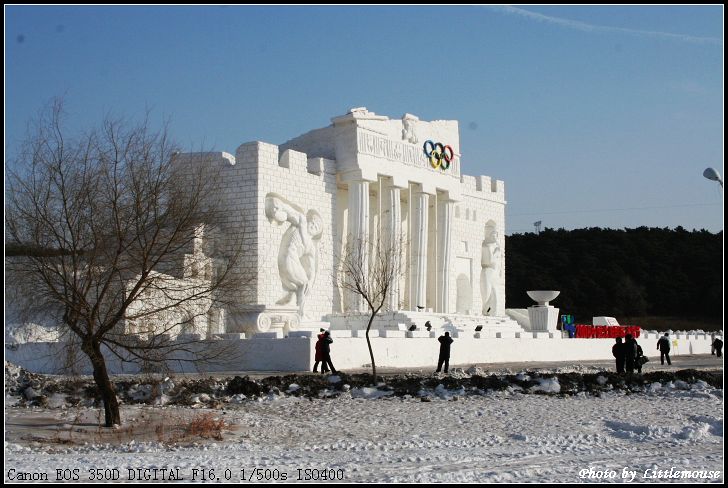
left=489, top=6, right=722, bottom=45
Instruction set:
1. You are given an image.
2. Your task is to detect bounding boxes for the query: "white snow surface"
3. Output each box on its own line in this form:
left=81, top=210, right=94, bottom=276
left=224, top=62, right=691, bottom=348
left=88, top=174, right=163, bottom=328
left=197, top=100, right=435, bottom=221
left=4, top=386, right=723, bottom=483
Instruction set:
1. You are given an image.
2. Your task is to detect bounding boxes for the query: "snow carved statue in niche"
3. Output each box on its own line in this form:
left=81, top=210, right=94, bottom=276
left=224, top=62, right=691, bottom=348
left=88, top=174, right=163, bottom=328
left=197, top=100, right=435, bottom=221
left=480, top=223, right=501, bottom=316
left=401, top=113, right=419, bottom=144
left=265, top=193, right=323, bottom=316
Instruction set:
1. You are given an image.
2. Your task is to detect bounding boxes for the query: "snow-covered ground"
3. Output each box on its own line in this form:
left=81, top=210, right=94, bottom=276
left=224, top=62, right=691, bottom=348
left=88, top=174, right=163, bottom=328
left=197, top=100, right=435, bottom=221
left=5, top=380, right=723, bottom=483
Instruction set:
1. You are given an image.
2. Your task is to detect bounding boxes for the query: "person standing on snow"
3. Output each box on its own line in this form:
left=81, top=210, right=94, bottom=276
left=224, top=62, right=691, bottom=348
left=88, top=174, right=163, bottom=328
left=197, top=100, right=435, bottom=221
left=612, top=337, right=626, bottom=373
left=321, top=330, right=337, bottom=375
left=634, top=338, right=646, bottom=374
left=712, top=337, right=723, bottom=358
left=436, top=332, right=454, bottom=374
left=624, top=334, right=637, bottom=374
left=657, top=333, right=672, bottom=366
left=312, top=329, right=330, bottom=374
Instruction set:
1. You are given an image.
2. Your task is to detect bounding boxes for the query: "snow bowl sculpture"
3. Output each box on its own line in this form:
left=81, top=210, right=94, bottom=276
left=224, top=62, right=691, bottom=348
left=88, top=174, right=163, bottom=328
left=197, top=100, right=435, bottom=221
left=527, top=290, right=560, bottom=306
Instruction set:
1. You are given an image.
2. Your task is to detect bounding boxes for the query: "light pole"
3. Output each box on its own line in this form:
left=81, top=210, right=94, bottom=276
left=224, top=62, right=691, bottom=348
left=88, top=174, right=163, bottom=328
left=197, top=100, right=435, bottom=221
left=703, top=167, right=723, bottom=189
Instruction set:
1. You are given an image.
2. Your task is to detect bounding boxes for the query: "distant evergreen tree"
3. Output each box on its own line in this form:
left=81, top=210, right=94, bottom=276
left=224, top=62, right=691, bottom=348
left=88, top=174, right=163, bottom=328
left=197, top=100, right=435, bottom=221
left=505, top=227, right=722, bottom=322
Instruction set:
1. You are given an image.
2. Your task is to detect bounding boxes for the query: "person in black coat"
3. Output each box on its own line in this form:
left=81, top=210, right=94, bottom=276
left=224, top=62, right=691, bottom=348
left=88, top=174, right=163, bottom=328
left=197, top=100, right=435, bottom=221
left=634, top=339, right=646, bottom=374
left=612, top=337, right=626, bottom=374
left=435, top=332, right=454, bottom=373
left=712, top=337, right=723, bottom=358
left=657, top=333, right=672, bottom=365
left=321, top=331, right=338, bottom=375
left=623, top=334, right=637, bottom=374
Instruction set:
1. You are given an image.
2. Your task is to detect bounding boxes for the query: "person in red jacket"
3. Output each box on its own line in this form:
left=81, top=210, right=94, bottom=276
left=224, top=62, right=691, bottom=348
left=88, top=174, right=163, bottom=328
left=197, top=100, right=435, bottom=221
left=312, top=330, right=330, bottom=374
left=320, top=331, right=338, bottom=375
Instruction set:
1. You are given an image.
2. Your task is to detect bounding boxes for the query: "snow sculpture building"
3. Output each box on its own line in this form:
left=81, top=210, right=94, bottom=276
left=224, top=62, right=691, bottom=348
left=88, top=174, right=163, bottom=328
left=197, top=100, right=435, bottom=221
left=8, top=108, right=717, bottom=373
left=172, top=107, right=522, bottom=338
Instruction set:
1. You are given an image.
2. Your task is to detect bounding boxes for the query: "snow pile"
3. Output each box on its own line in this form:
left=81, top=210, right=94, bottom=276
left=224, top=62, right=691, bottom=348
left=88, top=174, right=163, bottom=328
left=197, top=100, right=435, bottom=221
left=433, top=383, right=466, bottom=400
left=5, top=322, right=60, bottom=344
left=551, top=364, right=605, bottom=374
left=128, top=384, right=154, bottom=402
left=466, top=366, right=485, bottom=376
left=674, top=423, right=712, bottom=441
left=5, top=361, right=44, bottom=395
left=190, top=393, right=211, bottom=404
left=47, top=393, right=69, bottom=409
left=350, top=387, right=394, bottom=399
left=127, top=377, right=175, bottom=405
left=5, top=395, right=21, bottom=407
left=689, top=415, right=723, bottom=437
left=4, top=365, right=722, bottom=410
left=604, top=420, right=670, bottom=441
left=605, top=413, right=723, bottom=445
left=447, top=368, right=471, bottom=379
left=317, top=388, right=339, bottom=398
left=229, top=393, right=247, bottom=403
left=530, top=377, right=561, bottom=394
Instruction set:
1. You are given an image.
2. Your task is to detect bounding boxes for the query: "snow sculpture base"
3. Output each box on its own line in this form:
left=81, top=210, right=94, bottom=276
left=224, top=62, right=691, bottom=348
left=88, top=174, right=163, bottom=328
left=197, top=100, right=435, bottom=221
left=527, top=306, right=560, bottom=332
left=228, top=305, right=300, bottom=335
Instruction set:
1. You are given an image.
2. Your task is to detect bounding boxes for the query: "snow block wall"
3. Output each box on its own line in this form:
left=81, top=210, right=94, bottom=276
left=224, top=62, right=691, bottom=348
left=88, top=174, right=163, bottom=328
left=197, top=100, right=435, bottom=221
left=7, top=334, right=716, bottom=374
left=453, top=175, right=506, bottom=317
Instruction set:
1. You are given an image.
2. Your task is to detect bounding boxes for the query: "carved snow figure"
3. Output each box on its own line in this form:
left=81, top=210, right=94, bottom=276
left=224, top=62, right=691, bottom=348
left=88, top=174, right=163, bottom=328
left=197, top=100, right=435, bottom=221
left=265, top=194, right=323, bottom=316
left=480, top=223, right=501, bottom=316
left=401, top=113, right=419, bottom=144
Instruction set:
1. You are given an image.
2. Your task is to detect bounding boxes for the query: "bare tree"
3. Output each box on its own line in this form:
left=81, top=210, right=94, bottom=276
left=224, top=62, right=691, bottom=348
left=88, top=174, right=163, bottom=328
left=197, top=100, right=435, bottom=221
left=6, top=99, right=244, bottom=427
left=337, top=231, right=406, bottom=385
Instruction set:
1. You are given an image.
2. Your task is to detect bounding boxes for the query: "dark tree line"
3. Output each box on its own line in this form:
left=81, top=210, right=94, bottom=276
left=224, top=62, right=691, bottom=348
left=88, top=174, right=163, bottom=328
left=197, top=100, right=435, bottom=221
left=506, top=227, right=723, bottom=322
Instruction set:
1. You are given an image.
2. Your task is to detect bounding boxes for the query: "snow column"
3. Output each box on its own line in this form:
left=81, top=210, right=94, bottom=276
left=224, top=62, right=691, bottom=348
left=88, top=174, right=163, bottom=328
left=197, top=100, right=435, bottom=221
left=410, top=188, right=429, bottom=311
left=437, top=197, right=454, bottom=313
left=385, top=182, right=402, bottom=311
left=347, top=180, right=369, bottom=313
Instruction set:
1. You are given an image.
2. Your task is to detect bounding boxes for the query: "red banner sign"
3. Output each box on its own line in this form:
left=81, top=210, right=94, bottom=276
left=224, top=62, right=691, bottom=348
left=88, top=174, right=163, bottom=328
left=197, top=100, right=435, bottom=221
left=574, top=325, right=641, bottom=339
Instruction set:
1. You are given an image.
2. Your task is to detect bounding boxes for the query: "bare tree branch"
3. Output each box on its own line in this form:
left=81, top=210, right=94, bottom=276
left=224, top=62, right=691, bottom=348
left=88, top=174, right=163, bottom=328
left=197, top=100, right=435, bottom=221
left=336, top=231, right=407, bottom=385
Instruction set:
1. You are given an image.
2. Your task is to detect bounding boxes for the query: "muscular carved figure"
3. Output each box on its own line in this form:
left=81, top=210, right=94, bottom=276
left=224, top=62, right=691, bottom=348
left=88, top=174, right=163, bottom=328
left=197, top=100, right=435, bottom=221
left=265, top=194, right=323, bottom=316
left=480, top=225, right=501, bottom=316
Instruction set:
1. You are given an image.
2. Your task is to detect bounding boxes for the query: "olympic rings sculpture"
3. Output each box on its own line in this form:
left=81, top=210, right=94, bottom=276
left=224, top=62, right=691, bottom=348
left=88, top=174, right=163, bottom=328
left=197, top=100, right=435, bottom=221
left=423, top=140, right=454, bottom=170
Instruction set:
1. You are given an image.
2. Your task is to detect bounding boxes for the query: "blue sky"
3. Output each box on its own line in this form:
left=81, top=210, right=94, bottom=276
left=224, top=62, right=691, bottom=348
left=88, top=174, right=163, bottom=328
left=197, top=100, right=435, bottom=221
left=5, top=5, right=724, bottom=234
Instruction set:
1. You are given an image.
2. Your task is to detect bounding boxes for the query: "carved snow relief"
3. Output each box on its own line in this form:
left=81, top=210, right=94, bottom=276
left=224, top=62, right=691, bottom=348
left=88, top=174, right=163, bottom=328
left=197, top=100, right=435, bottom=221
left=265, top=193, right=323, bottom=316
left=480, top=222, right=501, bottom=316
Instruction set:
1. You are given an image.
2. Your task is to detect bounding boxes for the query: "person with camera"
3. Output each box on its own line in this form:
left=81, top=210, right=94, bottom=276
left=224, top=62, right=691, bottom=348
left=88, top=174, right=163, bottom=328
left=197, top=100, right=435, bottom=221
left=435, top=331, right=454, bottom=374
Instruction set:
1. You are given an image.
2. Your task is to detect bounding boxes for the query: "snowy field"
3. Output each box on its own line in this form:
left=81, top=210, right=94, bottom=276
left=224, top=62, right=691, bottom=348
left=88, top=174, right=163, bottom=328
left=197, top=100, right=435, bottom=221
left=5, top=380, right=723, bottom=483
